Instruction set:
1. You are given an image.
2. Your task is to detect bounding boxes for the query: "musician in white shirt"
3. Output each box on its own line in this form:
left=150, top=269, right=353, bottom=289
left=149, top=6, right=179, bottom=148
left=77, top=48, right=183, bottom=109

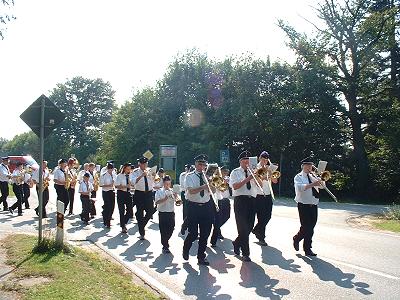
left=100, top=162, right=116, bottom=228
left=77, top=163, right=89, bottom=183
left=252, top=151, right=278, bottom=246
left=9, top=162, right=24, bottom=216
left=22, top=165, right=33, bottom=209
left=53, top=158, right=69, bottom=213
left=0, top=156, right=12, bottom=210
left=210, top=166, right=231, bottom=247
left=229, top=150, right=258, bottom=262
left=79, top=173, right=93, bottom=225
left=66, top=158, right=78, bottom=215
left=87, top=163, right=98, bottom=218
left=32, top=160, right=50, bottom=218
left=155, top=175, right=176, bottom=254
left=293, top=157, right=322, bottom=257
left=115, top=163, right=133, bottom=233
left=130, top=156, right=155, bottom=240
left=182, top=154, right=214, bottom=266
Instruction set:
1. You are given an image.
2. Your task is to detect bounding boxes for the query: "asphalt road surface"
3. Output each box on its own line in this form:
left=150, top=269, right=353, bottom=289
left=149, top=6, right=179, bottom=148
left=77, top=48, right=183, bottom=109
left=0, top=187, right=399, bottom=300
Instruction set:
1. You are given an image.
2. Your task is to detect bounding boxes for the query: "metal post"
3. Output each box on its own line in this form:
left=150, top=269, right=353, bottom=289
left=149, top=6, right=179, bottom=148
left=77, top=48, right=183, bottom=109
left=38, top=97, right=45, bottom=243
left=56, top=200, right=65, bottom=244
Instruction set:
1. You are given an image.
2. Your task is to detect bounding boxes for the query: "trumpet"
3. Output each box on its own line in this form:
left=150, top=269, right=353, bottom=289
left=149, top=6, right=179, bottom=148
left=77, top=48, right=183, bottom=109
left=165, top=189, right=182, bottom=206
left=311, top=166, right=337, bottom=202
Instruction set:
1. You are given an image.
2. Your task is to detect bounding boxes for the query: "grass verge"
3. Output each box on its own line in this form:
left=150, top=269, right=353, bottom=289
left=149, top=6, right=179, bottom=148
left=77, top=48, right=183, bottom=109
left=373, top=220, right=400, bottom=233
left=0, top=234, right=163, bottom=300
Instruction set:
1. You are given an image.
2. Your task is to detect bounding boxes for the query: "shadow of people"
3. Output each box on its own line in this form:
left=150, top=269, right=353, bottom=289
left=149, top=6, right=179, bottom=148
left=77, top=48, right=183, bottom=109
left=120, top=239, right=154, bottom=263
left=299, top=255, right=372, bottom=296
left=183, top=263, right=231, bottom=300
left=102, top=232, right=130, bottom=250
left=205, top=246, right=235, bottom=274
left=149, top=253, right=181, bottom=275
left=239, top=261, right=290, bottom=299
left=261, top=246, right=301, bottom=273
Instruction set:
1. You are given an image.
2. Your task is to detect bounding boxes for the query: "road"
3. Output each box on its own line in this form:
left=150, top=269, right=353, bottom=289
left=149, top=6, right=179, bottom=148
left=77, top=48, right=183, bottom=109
left=0, top=188, right=399, bottom=300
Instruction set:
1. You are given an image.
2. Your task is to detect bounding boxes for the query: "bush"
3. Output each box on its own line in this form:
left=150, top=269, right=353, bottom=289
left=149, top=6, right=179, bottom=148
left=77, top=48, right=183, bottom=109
left=384, top=204, right=400, bottom=221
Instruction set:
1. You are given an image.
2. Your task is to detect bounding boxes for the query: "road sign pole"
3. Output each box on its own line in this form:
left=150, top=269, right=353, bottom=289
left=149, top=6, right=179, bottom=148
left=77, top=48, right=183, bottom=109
left=38, top=97, right=45, bottom=243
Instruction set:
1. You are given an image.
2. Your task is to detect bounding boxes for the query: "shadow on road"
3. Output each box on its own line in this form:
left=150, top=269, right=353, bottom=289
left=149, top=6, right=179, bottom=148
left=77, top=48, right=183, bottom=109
left=183, top=262, right=231, bottom=300
left=261, top=245, right=301, bottom=273
left=239, top=261, right=290, bottom=299
left=149, top=253, right=181, bottom=275
left=120, top=239, right=154, bottom=262
left=298, top=255, right=373, bottom=296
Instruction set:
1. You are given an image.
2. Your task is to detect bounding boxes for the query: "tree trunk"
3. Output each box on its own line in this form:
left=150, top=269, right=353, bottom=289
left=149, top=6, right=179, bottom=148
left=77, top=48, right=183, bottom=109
left=347, top=91, right=371, bottom=195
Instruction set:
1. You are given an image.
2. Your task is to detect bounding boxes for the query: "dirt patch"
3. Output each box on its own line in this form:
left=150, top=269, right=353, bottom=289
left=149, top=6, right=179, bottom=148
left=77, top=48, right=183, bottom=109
left=346, top=214, right=399, bottom=234
left=15, top=276, right=52, bottom=288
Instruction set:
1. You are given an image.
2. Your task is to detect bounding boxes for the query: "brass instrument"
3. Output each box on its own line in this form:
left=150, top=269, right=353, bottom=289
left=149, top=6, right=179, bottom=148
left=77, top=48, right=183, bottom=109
left=16, top=170, right=25, bottom=185
left=146, top=167, right=160, bottom=183
left=64, top=168, right=71, bottom=189
left=311, top=165, right=337, bottom=202
left=165, top=188, right=182, bottom=206
left=93, top=172, right=100, bottom=192
left=203, top=164, right=220, bottom=211
left=43, top=176, right=50, bottom=189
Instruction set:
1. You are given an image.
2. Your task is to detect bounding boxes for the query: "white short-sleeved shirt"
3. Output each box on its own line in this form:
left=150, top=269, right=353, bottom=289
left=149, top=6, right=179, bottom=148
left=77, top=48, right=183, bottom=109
left=294, top=171, right=320, bottom=205
left=32, top=168, right=50, bottom=183
left=12, top=169, right=23, bottom=185
left=130, top=168, right=154, bottom=192
left=185, top=171, right=210, bottom=203
left=79, top=180, right=93, bottom=195
left=100, top=172, right=116, bottom=192
left=53, top=167, right=66, bottom=185
left=23, top=172, right=31, bottom=184
left=179, top=171, right=188, bottom=192
left=155, top=188, right=175, bottom=212
left=0, top=163, right=10, bottom=182
left=229, top=167, right=258, bottom=197
left=115, top=173, right=130, bottom=191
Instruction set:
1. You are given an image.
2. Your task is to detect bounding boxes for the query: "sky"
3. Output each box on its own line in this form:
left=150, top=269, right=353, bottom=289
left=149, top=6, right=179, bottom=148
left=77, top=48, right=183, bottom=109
left=0, top=0, right=318, bottom=140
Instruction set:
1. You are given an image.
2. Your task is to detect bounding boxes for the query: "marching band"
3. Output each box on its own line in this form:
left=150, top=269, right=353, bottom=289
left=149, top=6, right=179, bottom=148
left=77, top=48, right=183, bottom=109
left=0, top=150, right=333, bottom=262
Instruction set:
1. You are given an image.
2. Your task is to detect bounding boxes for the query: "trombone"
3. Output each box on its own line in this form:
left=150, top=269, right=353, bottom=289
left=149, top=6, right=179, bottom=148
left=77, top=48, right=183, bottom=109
left=202, top=166, right=220, bottom=212
left=311, top=165, right=337, bottom=202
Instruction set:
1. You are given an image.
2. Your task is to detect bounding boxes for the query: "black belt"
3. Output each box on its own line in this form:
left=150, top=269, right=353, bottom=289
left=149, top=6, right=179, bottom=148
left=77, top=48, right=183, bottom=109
left=188, top=201, right=209, bottom=206
left=235, top=195, right=253, bottom=198
left=299, top=203, right=317, bottom=207
left=135, top=190, right=152, bottom=193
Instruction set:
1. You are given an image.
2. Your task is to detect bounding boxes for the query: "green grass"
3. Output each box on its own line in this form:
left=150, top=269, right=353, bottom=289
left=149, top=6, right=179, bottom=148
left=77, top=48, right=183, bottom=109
left=374, top=220, right=400, bottom=233
left=1, top=235, right=163, bottom=300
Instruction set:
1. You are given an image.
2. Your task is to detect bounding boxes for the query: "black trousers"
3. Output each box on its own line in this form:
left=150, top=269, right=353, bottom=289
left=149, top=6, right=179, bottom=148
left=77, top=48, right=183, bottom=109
left=102, top=190, right=115, bottom=226
left=210, top=198, right=231, bottom=245
left=252, top=194, right=273, bottom=240
left=90, top=191, right=97, bottom=216
left=135, top=190, right=154, bottom=236
left=80, top=195, right=91, bottom=222
left=67, top=188, right=75, bottom=214
left=22, top=183, right=31, bottom=208
left=10, top=183, right=23, bottom=215
left=159, top=211, right=175, bottom=249
left=117, top=190, right=133, bottom=228
left=0, top=181, right=9, bottom=209
left=233, top=195, right=256, bottom=257
left=294, top=202, right=318, bottom=251
left=35, top=187, right=49, bottom=217
left=55, top=184, right=69, bottom=212
left=183, top=200, right=214, bottom=260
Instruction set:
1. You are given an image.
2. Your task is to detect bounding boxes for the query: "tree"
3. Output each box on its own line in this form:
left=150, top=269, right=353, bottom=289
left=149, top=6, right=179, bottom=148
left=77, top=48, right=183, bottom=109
left=1, top=132, right=39, bottom=159
left=48, top=76, right=116, bottom=162
left=278, top=0, right=395, bottom=195
left=0, top=0, right=16, bottom=40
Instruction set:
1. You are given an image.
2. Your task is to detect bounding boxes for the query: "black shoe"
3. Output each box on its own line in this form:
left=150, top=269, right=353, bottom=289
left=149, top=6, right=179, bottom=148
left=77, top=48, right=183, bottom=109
left=8, top=208, right=13, bottom=214
left=18, top=213, right=23, bottom=216
left=293, top=237, right=299, bottom=251
left=257, top=239, right=268, bottom=246
left=139, top=235, right=145, bottom=240
left=3, top=207, right=8, bottom=211
left=211, top=243, right=217, bottom=248
left=162, top=248, right=171, bottom=254
left=232, top=241, right=240, bottom=256
left=183, top=251, right=189, bottom=260
left=34, top=208, right=39, bottom=216
left=68, top=212, right=73, bottom=216
left=198, top=258, right=210, bottom=266
left=305, top=250, right=317, bottom=256
left=180, top=228, right=186, bottom=235
left=218, top=233, right=224, bottom=240
left=242, top=256, right=251, bottom=262
left=25, top=206, right=30, bottom=209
